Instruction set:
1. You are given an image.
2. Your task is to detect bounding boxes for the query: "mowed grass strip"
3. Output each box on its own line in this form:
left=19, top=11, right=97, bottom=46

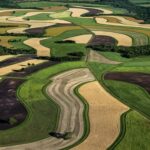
left=114, top=110, right=150, bottom=150
left=0, top=61, right=86, bottom=146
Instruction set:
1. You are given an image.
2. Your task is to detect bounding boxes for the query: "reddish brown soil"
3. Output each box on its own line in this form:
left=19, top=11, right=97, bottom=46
left=0, top=54, right=36, bottom=68
left=0, top=78, right=27, bottom=130
left=104, top=72, right=150, bottom=93
left=88, top=35, right=117, bottom=46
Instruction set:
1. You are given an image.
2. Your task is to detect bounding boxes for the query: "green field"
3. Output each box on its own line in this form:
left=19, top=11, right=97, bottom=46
left=0, top=61, right=86, bottom=146
left=0, top=1, right=150, bottom=149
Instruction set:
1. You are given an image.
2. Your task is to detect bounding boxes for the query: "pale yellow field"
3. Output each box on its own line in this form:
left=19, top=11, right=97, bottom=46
left=73, top=81, right=129, bottom=150
left=0, top=55, right=15, bottom=62
left=64, top=34, right=93, bottom=44
left=68, top=8, right=89, bottom=17
left=24, top=38, right=50, bottom=57
left=92, top=30, right=132, bottom=46
left=0, top=59, right=47, bottom=76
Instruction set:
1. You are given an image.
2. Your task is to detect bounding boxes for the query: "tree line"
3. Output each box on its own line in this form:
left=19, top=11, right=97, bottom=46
left=87, top=44, right=150, bottom=58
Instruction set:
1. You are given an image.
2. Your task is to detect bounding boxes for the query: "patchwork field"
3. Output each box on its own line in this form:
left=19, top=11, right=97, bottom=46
left=0, top=1, right=150, bottom=150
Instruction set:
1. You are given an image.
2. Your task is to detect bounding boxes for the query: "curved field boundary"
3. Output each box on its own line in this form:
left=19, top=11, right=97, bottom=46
left=24, top=38, right=50, bottom=57
left=0, top=10, right=71, bottom=34
left=107, top=110, right=130, bottom=150
left=95, top=16, right=150, bottom=29
left=75, top=6, right=113, bottom=15
left=72, top=81, right=129, bottom=150
left=64, top=34, right=93, bottom=44
left=0, top=55, right=16, bottom=62
left=87, top=26, right=150, bottom=45
left=68, top=8, right=89, bottom=18
left=0, top=68, right=95, bottom=150
left=92, top=30, right=132, bottom=46
left=0, top=55, right=35, bottom=68
left=0, top=59, right=47, bottom=76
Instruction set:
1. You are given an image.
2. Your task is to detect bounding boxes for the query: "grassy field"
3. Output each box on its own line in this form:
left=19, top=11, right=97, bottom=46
left=99, top=52, right=131, bottom=62
left=0, top=61, right=86, bottom=146
left=26, top=13, right=53, bottom=20
left=45, top=26, right=82, bottom=37
left=18, top=1, right=66, bottom=8
left=50, top=11, right=71, bottom=18
left=88, top=61, right=150, bottom=149
left=114, top=110, right=150, bottom=150
left=111, top=57, right=150, bottom=73
left=42, top=29, right=90, bottom=58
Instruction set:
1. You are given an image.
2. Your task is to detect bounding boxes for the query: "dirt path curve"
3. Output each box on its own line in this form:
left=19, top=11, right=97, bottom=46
left=24, top=38, right=50, bottom=57
left=92, top=31, right=132, bottom=47
left=72, top=81, right=129, bottom=150
left=0, top=68, right=95, bottom=150
left=88, top=50, right=120, bottom=64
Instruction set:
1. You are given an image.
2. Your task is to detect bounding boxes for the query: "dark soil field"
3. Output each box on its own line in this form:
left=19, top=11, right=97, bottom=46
left=25, top=27, right=48, bottom=35
left=0, top=78, right=27, bottom=130
left=0, top=60, right=59, bottom=129
left=0, top=54, right=36, bottom=68
left=104, top=72, right=150, bottom=94
left=81, top=8, right=103, bottom=17
left=88, top=35, right=117, bottom=46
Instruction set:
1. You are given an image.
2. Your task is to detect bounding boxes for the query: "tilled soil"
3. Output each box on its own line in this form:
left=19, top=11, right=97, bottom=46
left=0, top=55, right=36, bottom=68
left=104, top=72, right=150, bottom=93
left=88, top=35, right=117, bottom=46
left=0, top=78, right=27, bottom=130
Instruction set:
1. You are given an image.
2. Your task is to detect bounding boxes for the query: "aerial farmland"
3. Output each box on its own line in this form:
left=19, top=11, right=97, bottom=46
left=0, top=0, right=150, bottom=150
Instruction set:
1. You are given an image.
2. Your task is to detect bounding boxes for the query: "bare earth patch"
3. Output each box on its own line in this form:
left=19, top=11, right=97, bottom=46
left=24, top=38, right=50, bottom=57
left=64, top=34, right=93, bottom=44
left=73, top=81, right=129, bottom=150
left=92, top=31, right=132, bottom=46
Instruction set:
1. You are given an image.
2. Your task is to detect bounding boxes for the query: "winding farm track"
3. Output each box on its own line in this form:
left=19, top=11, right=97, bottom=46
left=72, top=81, right=128, bottom=150
left=0, top=68, right=95, bottom=150
left=24, top=38, right=51, bottom=57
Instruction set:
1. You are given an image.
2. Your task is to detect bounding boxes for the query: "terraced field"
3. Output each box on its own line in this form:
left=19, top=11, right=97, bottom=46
left=0, top=1, right=150, bottom=150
